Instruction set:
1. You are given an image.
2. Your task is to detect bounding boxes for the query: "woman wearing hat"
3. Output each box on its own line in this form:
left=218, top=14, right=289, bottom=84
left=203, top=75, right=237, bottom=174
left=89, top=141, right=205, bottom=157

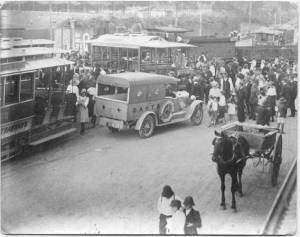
left=157, top=185, right=182, bottom=234
left=76, top=89, right=89, bottom=135
left=183, top=196, right=202, bottom=235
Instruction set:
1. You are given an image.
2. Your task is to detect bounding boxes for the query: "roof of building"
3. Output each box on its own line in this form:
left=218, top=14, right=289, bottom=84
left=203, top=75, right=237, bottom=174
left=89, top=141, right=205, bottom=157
left=88, top=33, right=195, bottom=49
left=1, top=57, right=74, bottom=76
left=188, top=36, right=233, bottom=44
left=145, top=26, right=193, bottom=33
left=0, top=47, right=66, bottom=59
left=251, top=27, right=282, bottom=35
left=97, top=72, right=178, bottom=87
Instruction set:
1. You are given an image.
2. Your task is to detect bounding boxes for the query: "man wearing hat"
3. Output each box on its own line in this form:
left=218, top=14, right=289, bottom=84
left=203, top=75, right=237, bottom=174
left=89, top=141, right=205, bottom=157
left=219, top=67, right=234, bottom=100
left=183, top=196, right=202, bottom=235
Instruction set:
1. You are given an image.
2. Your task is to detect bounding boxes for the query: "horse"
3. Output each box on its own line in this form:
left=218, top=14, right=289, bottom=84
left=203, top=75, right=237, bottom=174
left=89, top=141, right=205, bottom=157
left=212, top=130, right=250, bottom=210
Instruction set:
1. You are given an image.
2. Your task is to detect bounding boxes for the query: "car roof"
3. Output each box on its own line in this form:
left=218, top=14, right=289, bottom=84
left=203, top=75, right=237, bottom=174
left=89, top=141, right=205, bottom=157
left=97, top=72, right=179, bottom=87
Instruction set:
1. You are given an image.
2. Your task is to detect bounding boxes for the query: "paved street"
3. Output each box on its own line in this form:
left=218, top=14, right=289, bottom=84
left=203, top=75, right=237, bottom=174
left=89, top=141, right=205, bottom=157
left=1, top=112, right=297, bottom=234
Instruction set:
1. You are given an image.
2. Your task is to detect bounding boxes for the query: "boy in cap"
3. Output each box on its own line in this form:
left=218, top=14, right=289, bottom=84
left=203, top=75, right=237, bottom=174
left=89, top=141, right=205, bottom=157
left=183, top=196, right=202, bottom=235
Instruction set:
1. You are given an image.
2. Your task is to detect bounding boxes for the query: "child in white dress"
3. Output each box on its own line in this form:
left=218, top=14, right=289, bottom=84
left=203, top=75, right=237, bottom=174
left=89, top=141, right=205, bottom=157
left=227, top=95, right=237, bottom=122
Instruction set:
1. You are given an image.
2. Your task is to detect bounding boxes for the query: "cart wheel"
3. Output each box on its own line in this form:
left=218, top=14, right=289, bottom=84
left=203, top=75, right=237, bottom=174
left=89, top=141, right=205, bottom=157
left=270, top=134, right=282, bottom=186
left=191, top=104, right=203, bottom=126
left=138, top=115, right=155, bottom=138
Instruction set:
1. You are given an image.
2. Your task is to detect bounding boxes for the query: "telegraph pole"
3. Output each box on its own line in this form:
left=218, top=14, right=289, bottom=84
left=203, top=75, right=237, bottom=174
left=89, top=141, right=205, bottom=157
left=49, top=1, right=53, bottom=40
left=248, top=1, right=252, bottom=33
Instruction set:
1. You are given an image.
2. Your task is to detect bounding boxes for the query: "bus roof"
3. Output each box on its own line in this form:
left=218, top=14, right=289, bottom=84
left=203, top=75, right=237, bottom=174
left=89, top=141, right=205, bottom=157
left=0, top=47, right=67, bottom=59
left=1, top=57, right=74, bottom=76
left=97, top=72, right=179, bottom=87
left=89, top=33, right=195, bottom=49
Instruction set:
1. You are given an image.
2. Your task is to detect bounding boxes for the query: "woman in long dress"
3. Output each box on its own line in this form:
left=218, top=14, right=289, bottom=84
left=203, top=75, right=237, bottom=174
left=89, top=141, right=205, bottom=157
left=77, top=89, right=89, bottom=135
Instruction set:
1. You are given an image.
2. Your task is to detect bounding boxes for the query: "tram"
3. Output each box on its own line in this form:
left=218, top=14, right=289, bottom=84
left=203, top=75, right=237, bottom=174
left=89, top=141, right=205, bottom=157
left=88, top=33, right=196, bottom=75
left=1, top=45, right=75, bottom=161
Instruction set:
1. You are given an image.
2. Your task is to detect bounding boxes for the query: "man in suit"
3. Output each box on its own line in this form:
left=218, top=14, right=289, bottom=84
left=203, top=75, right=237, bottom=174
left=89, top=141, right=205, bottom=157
left=183, top=196, right=202, bottom=235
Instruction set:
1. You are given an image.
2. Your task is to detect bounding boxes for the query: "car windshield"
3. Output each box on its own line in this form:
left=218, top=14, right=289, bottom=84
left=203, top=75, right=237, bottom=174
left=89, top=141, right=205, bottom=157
left=98, top=84, right=128, bottom=102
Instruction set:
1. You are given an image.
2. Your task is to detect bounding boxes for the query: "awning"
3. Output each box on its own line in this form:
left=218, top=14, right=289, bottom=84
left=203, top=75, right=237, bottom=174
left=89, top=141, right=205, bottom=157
left=1, top=57, right=74, bottom=76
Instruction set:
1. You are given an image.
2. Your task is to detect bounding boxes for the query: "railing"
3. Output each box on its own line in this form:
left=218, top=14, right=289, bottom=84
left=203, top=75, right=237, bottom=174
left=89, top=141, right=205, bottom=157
left=260, top=159, right=297, bottom=234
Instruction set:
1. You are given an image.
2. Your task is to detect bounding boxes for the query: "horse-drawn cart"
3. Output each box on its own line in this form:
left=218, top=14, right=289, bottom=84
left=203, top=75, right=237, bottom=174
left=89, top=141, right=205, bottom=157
left=219, top=122, right=283, bottom=186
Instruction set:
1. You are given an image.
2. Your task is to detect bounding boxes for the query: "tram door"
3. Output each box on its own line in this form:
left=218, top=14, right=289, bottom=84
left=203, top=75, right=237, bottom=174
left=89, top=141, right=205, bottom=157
left=35, top=66, right=72, bottom=125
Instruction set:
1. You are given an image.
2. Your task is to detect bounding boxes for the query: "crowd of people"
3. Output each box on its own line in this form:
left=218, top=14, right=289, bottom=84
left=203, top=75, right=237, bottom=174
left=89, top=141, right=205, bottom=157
left=175, top=55, right=297, bottom=132
left=63, top=50, right=297, bottom=135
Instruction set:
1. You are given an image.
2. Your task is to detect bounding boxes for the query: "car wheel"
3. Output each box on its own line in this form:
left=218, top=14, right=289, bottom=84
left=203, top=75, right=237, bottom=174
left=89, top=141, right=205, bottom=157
left=139, top=115, right=155, bottom=138
left=191, top=104, right=203, bottom=125
left=108, top=127, right=118, bottom=133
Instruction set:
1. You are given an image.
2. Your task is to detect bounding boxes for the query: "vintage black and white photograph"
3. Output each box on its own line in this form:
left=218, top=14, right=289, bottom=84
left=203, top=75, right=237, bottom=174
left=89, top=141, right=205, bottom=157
left=0, top=0, right=298, bottom=235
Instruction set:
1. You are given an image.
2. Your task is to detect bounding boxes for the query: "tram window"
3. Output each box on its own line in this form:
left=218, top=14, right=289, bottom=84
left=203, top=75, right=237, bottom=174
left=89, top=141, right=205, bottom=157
left=0, top=79, right=3, bottom=106
left=0, top=58, right=8, bottom=64
left=7, top=56, right=23, bottom=63
left=20, top=73, right=33, bottom=101
left=4, top=75, right=20, bottom=105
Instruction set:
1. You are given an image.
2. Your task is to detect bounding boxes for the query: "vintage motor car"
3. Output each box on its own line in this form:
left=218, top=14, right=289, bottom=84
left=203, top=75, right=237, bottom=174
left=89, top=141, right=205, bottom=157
left=94, top=72, right=204, bottom=138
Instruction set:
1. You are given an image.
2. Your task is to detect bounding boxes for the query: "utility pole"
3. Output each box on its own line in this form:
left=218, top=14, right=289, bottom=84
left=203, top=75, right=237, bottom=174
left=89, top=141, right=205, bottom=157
left=248, top=1, right=252, bottom=33
left=49, top=1, right=53, bottom=41
left=174, top=2, right=178, bottom=27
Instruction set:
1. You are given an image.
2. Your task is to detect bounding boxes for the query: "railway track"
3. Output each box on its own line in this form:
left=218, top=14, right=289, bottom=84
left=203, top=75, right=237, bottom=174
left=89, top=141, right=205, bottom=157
left=260, top=158, right=297, bottom=235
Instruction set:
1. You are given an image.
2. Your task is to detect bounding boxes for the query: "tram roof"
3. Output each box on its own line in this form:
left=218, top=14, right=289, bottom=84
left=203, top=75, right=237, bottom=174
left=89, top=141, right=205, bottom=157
left=89, top=33, right=195, bottom=49
left=97, top=72, right=178, bottom=87
left=0, top=47, right=67, bottom=59
left=0, top=57, right=74, bottom=76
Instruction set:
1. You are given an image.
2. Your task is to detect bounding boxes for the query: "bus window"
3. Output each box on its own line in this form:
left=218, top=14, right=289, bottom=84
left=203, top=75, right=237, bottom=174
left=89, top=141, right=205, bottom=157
left=20, top=73, right=34, bottom=101
left=5, top=75, right=20, bottom=105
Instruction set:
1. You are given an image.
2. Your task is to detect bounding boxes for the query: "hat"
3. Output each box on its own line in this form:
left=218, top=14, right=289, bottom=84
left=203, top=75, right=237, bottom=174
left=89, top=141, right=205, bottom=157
left=237, top=73, right=244, bottom=79
left=69, top=79, right=79, bottom=86
left=183, top=196, right=195, bottom=207
left=220, top=67, right=226, bottom=74
left=211, top=81, right=219, bottom=88
left=87, top=87, right=96, bottom=96
left=170, top=199, right=181, bottom=209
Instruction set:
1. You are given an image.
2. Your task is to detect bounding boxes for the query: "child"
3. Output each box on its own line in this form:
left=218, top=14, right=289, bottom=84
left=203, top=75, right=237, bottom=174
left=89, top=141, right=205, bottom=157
left=217, top=91, right=227, bottom=123
left=208, top=97, right=219, bottom=127
left=227, top=95, right=237, bottom=122
left=166, top=200, right=185, bottom=234
left=256, top=88, right=269, bottom=126
left=266, top=81, right=277, bottom=122
left=276, top=97, right=288, bottom=134
left=76, top=89, right=89, bottom=135
left=183, top=196, right=202, bottom=235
